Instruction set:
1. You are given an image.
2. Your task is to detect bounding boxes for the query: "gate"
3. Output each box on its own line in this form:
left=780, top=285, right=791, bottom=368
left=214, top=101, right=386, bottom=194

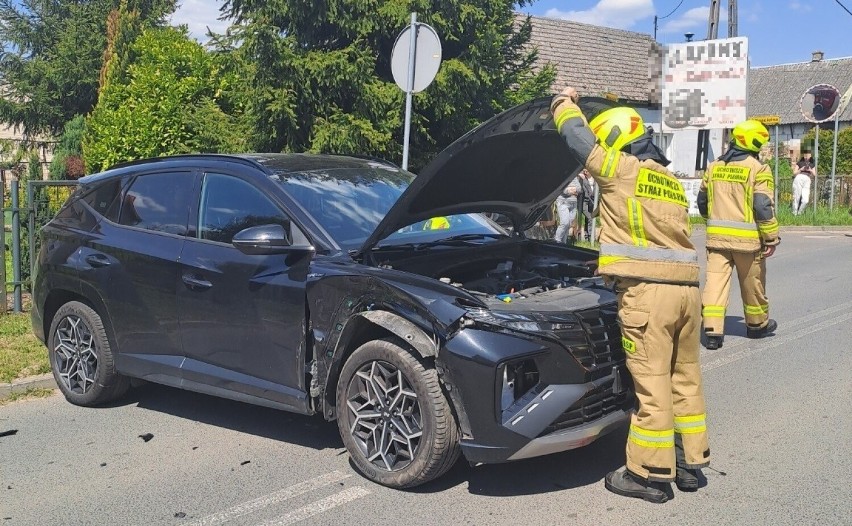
left=1, top=179, right=78, bottom=313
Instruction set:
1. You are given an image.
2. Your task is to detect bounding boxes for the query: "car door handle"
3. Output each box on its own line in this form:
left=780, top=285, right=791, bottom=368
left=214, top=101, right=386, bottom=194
left=182, top=274, right=213, bottom=290
left=85, top=254, right=111, bottom=268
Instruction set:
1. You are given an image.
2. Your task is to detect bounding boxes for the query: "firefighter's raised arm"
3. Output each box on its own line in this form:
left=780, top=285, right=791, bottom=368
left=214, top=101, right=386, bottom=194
left=551, top=88, right=644, bottom=188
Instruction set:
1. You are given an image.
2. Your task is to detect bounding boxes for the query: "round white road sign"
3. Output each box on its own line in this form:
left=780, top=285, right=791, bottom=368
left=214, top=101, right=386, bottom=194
left=391, top=22, right=442, bottom=93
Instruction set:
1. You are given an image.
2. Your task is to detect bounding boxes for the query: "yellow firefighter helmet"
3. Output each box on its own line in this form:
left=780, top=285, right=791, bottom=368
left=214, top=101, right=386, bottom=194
left=423, top=216, right=451, bottom=230
left=732, top=120, right=770, bottom=152
left=588, top=107, right=645, bottom=151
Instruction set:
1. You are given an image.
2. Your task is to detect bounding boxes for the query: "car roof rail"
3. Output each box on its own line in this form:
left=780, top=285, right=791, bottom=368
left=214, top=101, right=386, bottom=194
left=106, top=154, right=261, bottom=171
left=335, top=154, right=401, bottom=169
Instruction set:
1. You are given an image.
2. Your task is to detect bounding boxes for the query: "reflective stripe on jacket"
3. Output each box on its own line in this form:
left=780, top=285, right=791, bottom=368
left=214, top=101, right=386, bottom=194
left=701, top=156, right=779, bottom=252
left=552, top=100, right=699, bottom=285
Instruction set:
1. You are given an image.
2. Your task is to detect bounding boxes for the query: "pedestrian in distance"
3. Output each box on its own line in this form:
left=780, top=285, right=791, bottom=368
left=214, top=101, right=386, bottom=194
left=551, top=87, right=710, bottom=504
left=697, top=119, right=780, bottom=351
left=792, top=148, right=815, bottom=215
left=553, top=177, right=582, bottom=243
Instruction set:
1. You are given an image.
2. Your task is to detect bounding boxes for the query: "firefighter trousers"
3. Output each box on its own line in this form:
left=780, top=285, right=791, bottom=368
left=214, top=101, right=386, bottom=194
left=617, top=278, right=710, bottom=482
left=702, top=249, right=769, bottom=335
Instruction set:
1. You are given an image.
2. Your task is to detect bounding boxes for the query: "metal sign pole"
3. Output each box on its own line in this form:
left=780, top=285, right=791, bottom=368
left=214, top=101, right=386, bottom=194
left=813, top=126, right=819, bottom=214
left=401, top=13, right=417, bottom=171
left=830, top=111, right=840, bottom=211
left=773, top=125, right=779, bottom=207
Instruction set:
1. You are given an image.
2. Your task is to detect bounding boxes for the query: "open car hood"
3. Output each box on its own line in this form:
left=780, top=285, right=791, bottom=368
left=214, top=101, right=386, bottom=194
left=359, top=97, right=612, bottom=254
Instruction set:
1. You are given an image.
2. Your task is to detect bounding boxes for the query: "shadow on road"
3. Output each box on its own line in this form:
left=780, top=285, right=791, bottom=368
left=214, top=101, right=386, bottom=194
left=723, top=316, right=747, bottom=337
left=410, top=423, right=628, bottom=497
left=95, top=382, right=629, bottom=497
left=106, top=382, right=343, bottom=450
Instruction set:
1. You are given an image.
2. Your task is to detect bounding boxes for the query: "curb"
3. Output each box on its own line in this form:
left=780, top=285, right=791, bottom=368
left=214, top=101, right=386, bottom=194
left=0, top=373, right=57, bottom=400
left=779, top=226, right=852, bottom=232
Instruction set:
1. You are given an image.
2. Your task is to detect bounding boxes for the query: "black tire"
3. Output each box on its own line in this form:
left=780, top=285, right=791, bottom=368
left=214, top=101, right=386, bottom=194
left=336, top=338, right=460, bottom=489
left=48, top=301, right=130, bottom=406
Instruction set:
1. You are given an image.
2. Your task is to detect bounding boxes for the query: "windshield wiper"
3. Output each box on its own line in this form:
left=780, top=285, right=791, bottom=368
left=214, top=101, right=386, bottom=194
left=375, top=233, right=507, bottom=251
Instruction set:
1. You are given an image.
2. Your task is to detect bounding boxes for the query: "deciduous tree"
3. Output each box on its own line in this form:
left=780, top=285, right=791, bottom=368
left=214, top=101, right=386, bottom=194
left=84, top=26, right=248, bottom=171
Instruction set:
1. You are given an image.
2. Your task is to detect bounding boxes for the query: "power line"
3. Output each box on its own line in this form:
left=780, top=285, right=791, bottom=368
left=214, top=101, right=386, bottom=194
left=835, top=0, right=852, bottom=17
left=659, top=0, right=686, bottom=20
left=653, top=0, right=687, bottom=40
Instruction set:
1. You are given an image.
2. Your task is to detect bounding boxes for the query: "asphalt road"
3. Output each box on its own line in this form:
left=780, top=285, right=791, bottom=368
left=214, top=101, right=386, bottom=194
left=2, top=230, right=851, bottom=526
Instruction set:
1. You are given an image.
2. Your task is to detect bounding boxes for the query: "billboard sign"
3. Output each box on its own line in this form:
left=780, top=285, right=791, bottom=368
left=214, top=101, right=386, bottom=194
left=662, top=37, right=749, bottom=130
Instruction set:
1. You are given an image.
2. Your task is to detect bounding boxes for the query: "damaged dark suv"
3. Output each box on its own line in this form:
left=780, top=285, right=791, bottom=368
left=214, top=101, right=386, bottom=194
left=32, top=98, right=632, bottom=488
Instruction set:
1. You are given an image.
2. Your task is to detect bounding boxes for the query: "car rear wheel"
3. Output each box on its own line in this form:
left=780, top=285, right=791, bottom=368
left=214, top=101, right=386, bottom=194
left=48, top=301, right=130, bottom=406
left=336, top=338, right=460, bottom=488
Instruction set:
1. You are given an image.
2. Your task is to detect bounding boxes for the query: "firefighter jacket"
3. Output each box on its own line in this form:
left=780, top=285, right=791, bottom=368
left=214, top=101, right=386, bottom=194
left=552, top=100, right=699, bottom=285
left=697, top=149, right=780, bottom=252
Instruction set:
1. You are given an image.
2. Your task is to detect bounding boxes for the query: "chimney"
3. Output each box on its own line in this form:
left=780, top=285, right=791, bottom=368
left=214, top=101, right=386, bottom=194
left=812, top=50, right=824, bottom=62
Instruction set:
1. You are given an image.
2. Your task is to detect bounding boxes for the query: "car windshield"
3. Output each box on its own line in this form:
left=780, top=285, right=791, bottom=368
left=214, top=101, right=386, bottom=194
left=276, top=166, right=505, bottom=251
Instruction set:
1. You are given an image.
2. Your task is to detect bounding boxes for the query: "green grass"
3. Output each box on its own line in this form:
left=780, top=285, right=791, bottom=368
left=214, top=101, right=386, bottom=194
left=775, top=205, right=852, bottom=226
left=688, top=206, right=852, bottom=227
left=0, top=312, right=48, bottom=383
left=573, top=239, right=599, bottom=250
left=0, top=386, right=55, bottom=405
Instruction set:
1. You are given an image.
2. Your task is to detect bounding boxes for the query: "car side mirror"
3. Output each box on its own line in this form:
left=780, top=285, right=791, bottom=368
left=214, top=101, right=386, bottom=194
left=232, top=223, right=312, bottom=255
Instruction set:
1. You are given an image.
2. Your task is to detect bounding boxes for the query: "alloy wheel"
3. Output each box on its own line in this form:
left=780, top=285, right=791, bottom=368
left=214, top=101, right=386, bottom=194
left=54, top=315, right=98, bottom=394
left=345, top=360, right=423, bottom=472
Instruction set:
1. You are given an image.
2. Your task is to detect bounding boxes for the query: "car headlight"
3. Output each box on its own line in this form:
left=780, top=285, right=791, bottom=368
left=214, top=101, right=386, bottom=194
left=464, top=308, right=580, bottom=333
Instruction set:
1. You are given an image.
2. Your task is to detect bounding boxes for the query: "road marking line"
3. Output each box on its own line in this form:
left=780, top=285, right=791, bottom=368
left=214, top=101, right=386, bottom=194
left=702, top=299, right=852, bottom=357
left=702, top=310, right=852, bottom=372
left=256, top=486, right=372, bottom=526
left=185, top=471, right=352, bottom=526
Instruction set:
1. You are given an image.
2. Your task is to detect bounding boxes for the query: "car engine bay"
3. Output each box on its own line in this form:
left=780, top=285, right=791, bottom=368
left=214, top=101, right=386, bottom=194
left=371, top=240, right=612, bottom=310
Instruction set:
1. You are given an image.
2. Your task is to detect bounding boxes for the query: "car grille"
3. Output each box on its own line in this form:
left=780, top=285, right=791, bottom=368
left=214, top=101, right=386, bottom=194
left=558, top=305, right=623, bottom=368
left=537, top=382, right=632, bottom=437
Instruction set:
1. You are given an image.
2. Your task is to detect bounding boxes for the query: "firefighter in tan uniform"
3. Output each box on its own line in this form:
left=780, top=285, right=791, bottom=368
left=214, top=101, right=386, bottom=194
left=698, top=120, right=780, bottom=350
left=551, top=88, right=709, bottom=503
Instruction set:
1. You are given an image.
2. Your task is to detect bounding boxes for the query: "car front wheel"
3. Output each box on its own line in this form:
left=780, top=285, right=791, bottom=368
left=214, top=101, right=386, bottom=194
left=48, top=301, right=130, bottom=406
left=336, top=338, right=460, bottom=488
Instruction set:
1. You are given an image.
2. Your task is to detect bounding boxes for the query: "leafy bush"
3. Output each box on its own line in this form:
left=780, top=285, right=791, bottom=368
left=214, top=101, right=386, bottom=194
left=49, top=115, right=87, bottom=180
left=801, top=127, right=852, bottom=176
left=84, top=26, right=248, bottom=171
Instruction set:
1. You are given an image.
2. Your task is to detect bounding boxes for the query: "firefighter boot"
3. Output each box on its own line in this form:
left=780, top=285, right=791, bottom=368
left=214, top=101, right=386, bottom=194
left=703, top=333, right=723, bottom=350
left=675, top=434, right=699, bottom=492
left=746, top=319, right=777, bottom=339
left=605, top=468, right=670, bottom=504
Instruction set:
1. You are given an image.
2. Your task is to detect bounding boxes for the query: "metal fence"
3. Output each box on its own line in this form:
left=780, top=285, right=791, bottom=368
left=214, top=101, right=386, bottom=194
left=2, top=179, right=78, bottom=313
left=776, top=174, right=852, bottom=209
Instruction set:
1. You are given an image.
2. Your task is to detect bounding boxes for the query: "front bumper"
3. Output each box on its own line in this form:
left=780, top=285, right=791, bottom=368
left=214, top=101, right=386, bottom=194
left=440, top=325, right=633, bottom=464
left=507, top=409, right=628, bottom=460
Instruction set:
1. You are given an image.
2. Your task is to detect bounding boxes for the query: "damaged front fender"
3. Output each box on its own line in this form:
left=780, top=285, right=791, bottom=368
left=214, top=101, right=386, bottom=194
left=305, top=266, right=471, bottom=420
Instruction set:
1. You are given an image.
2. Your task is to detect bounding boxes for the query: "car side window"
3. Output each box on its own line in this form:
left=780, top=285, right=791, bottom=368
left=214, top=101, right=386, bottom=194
left=82, top=179, right=123, bottom=222
left=118, top=172, right=194, bottom=235
left=198, top=173, right=306, bottom=245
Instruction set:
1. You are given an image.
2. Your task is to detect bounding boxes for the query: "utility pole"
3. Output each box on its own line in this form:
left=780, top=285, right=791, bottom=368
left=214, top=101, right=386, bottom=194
left=707, top=0, right=721, bottom=39
left=697, top=0, right=737, bottom=171
left=728, top=0, right=738, bottom=38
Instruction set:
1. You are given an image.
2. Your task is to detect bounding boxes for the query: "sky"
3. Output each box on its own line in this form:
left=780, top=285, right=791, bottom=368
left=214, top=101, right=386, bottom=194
left=171, top=0, right=852, bottom=67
